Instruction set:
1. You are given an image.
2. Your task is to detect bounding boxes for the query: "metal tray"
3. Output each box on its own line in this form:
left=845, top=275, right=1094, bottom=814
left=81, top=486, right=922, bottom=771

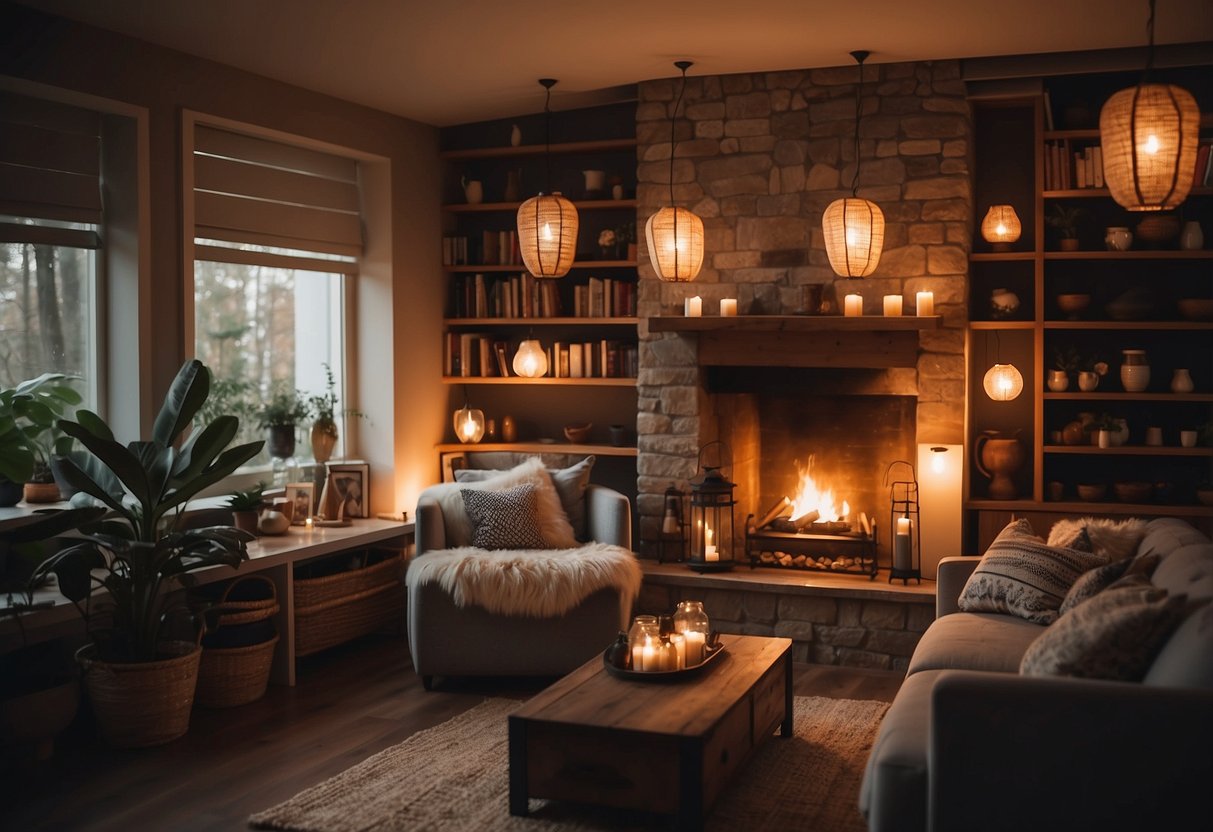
left=602, top=641, right=726, bottom=682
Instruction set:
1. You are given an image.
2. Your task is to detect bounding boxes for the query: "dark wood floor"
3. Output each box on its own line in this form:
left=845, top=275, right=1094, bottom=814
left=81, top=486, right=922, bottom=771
left=1, top=635, right=902, bottom=831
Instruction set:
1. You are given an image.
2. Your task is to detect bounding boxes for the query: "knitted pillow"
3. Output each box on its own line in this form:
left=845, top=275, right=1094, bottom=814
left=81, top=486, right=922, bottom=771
left=1047, top=517, right=1148, bottom=561
left=958, top=518, right=1106, bottom=625
left=460, top=484, right=547, bottom=551
left=437, top=457, right=576, bottom=548
left=456, top=455, right=595, bottom=540
left=1020, top=584, right=1196, bottom=680
left=1060, top=552, right=1163, bottom=616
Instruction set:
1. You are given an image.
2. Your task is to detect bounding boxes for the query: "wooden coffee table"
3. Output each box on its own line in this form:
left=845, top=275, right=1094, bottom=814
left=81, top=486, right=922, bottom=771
left=508, top=634, right=793, bottom=830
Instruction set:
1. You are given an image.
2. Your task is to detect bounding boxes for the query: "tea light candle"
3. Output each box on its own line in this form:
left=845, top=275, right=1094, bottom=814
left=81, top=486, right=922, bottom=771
left=720, top=298, right=737, bottom=317
left=304, top=517, right=314, bottom=532
left=883, top=294, right=903, bottom=316
left=684, top=631, right=706, bottom=666
left=916, top=291, right=934, bottom=317
left=685, top=296, right=702, bottom=317
left=844, top=293, right=863, bottom=317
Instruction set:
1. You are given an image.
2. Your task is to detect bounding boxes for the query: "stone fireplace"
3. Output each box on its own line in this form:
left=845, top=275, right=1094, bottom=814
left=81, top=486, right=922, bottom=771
left=634, top=60, right=972, bottom=564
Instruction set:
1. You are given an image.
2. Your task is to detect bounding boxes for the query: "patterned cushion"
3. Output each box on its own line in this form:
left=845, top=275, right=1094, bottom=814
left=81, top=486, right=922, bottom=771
left=958, top=519, right=1107, bottom=625
left=460, top=484, right=548, bottom=550
left=456, top=456, right=595, bottom=540
left=1020, top=584, right=1195, bottom=680
left=1047, top=517, right=1148, bottom=561
left=1059, top=557, right=1133, bottom=616
left=439, top=458, right=576, bottom=548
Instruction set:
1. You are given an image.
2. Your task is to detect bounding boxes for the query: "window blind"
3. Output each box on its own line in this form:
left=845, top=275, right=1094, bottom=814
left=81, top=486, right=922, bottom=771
left=0, top=91, right=102, bottom=226
left=193, top=125, right=363, bottom=258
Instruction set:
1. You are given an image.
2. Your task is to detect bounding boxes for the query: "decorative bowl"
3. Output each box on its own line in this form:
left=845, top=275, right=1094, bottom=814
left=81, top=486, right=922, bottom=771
left=1076, top=482, right=1106, bottom=501
left=1104, top=287, right=1157, bottom=321
left=1113, top=481, right=1153, bottom=503
left=563, top=422, right=593, bottom=443
left=1135, top=213, right=1181, bottom=245
left=1056, top=293, right=1091, bottom=319
left=1177, top=299, right=1213, bottom=322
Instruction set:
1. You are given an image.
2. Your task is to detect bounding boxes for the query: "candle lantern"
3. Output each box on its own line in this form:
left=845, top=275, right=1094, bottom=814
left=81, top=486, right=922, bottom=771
left=688, top=441, right=736, bottom=573
left=658, top=485, right=687, bottom=563
left=452, top=388, right=485, bottom=444
left=884, top=460, right=922, bottom=585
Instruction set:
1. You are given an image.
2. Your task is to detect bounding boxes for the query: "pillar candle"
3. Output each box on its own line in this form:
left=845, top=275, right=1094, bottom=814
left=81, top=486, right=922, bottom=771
left=684, top=631, right=706, bottom=666
left=640, top=637, right=658, bottom=672
left=720, top=298, right=737, bottom=317
left=844, top=294, right=863, bottom=317
left=685, top=296, right=702, bottom=317
left=916, top=291, right=934, bottom=317
left=894, top=516, right=912, bottom=571
left=670, top=633, right=687, bottom=669
left=883, top=294, right=903, bottom=316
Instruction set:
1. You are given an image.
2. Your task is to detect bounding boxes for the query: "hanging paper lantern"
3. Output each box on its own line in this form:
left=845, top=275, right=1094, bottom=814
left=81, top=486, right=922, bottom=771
left=983, top=363, right=1024, bottom=402
left=645, top=206, right=705, bottom=282
left=980, top=205, right=1022, bottom=248
left=823, top=197, right=885, bottom=278
left=1100, top=83, right=1200, bottom=212
left=517, top=193, right=578, bottom=278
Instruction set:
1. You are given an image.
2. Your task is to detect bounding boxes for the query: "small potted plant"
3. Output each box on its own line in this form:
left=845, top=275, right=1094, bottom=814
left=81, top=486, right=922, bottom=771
left=257, top=386, right=312, bottom=460
left=0, top=374, right=83, bottom=504
left=1046, top=204, right=1086, bottom=251
left=226, top=483, right=267, bottom=534
left=1085, top=413, right=1128, bottom=448
left=307, top=363, right=362, bottom=464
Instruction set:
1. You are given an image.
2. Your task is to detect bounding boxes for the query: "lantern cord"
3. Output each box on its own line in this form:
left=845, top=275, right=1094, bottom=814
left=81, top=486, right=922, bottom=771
left=1144, top=0, right=1156, bottom=78
left=670, top=61, right=692, bottom=276
left=539, top=78, right=557, bottom=193
left=849, top=50, right=869, bottom=198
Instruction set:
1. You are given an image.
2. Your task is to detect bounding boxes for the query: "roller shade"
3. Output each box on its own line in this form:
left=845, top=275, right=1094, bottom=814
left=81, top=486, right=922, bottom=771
left=194, top=125, right=363, bottom=257
left=0, top=91, right=102, bottom=225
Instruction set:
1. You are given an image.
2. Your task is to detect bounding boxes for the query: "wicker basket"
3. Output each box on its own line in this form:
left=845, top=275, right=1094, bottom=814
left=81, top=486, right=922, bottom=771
left=78, top=641, right=201, bottom=748
left=194, top=575, right=280, bottom=708
left=191, top=574, right=277, bottom=623
left=294, top=550, right=405, bottom=656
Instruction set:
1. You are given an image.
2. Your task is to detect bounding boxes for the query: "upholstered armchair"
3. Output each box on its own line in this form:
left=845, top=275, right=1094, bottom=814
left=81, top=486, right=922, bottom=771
left=407, top=458, right=638, bottom=689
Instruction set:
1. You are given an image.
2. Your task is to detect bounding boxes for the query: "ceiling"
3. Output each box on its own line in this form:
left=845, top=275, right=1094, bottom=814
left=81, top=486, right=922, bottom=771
left=18, top=0, right=1213, bottom=126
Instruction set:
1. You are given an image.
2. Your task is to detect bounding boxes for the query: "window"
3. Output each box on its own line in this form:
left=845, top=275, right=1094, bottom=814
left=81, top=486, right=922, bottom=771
left=189, top=121, right=364, bottom=467
left=0, top=93, right=104, bottom=408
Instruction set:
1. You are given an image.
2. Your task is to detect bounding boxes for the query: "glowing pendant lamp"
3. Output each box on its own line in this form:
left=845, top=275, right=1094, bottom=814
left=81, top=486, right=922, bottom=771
left=1099, top=0, right=1200, bottom=212
left=980, top=205, right=1022, bottom=250
left=512, top=337, right=549, bottom=378
left=645, top=61, right=704, bottom=282
left=983, top=332, right=1023, bottom=401
left=823, top=50, right=884, bottom=278
left=453, top=391, right=485, bottom=444
left=517, top=79, right=578, bottom=277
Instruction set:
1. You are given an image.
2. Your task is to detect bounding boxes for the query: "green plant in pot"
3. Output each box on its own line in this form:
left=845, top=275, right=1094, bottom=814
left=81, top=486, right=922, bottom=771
left=0, top=373, right=83, bottom=504
left=307, top=363, right=363, bottom=465
left=257, top=386, right=312, bottom=461
left=1046, top=204, right=1086, bottom=251
left=225, top=483, right=267, bottom=535
left=1, top=506, right=105, bottom=761
left=31, top=359, right=263, bottom=747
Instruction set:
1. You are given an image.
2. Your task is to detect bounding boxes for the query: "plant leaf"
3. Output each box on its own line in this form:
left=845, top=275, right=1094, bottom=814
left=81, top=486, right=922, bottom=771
left=58, top=421, right=150, bottom=508
left=173, top=416, right=238, bottom=482
left=152, top=360, right=209, bottom=448
left=75, top=409, right=114, bottom=442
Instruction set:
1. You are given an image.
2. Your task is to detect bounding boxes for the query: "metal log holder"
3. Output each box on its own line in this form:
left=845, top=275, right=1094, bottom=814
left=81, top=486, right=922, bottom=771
left=744, top=515, right=878, bottom=579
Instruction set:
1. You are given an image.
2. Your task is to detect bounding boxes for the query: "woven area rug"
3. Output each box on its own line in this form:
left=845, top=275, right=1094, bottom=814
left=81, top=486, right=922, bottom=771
left=249, top=695, right=889, bottom=832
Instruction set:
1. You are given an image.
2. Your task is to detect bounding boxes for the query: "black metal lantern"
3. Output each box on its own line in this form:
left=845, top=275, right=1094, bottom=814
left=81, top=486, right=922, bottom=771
left=658, top=485, right=687, bottom=563
left=884, top=460, right=922, bottom=585
left=688, top=441, right=736, bottom=573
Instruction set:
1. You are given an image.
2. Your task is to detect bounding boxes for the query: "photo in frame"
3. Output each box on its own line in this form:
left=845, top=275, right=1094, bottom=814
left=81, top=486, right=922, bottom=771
left=326, top=463, right=369, bottom=519
left=284, top=482, right=316, bottom=525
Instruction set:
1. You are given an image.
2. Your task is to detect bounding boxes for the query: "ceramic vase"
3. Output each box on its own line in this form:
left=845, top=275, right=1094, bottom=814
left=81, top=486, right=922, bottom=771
left=1078, top=371, right=1100, bottom=392
left=974, top=430, right=1024, bottom=500
left=1171, top=368, right=1195, bottom=393
left=1047, top=370, right=1069, bottom=392
left=1179, top=221, right=1203, bottom=251
left=310, top=418, right=338, bottom=464
left=1120, top=349, right=1150, bottom=392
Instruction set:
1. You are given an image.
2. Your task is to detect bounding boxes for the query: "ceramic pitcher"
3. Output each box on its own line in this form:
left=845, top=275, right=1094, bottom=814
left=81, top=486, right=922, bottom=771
left=974, top=429, right=1024, bottom=500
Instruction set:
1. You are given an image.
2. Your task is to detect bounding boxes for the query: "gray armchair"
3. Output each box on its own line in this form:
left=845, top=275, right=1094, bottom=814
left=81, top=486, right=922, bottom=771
left=408, top=482, right=633, bottom=689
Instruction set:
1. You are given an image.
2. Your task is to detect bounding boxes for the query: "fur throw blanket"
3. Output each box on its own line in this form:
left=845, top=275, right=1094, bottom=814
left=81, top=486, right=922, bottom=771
left=409, top=543, right=641, bottom=625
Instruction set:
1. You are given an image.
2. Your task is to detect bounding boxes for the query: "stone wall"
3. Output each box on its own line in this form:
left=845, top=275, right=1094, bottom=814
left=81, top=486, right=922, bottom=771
left=635, top=61, right=973, bottom=555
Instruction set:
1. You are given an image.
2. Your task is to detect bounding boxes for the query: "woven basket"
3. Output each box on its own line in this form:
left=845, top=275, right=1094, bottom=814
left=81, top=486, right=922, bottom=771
left=192, top=574, right=277, bottom=624
left=78, top=641, right=200, bottom=748
left=294, top=551, right=405, bottom=657
left=195, top=631, right=280, bottom=708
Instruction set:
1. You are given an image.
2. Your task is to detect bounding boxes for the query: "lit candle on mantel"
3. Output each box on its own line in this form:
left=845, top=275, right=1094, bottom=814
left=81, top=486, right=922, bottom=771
left=894, top=516, right=913, bottom=571
left=704, top=525, right=719, bottom=562
left=685, top=295, right=702, bottom=317
left=883, top=294, right=903, bottom=316
left=916, top=291, right=934, bottom=317
left=720, top=298, right=737, bottom=317
left=844, top=293, right=863, bottom=317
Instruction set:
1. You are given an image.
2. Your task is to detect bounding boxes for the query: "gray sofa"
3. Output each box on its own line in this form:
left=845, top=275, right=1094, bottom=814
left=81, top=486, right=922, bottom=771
left=408, top=482, right=632, bottom=688
left=860, top=518, right=1213, bottom=831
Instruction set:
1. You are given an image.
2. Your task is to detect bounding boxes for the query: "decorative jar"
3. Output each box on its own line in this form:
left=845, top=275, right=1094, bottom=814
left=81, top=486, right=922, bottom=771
left=1047, top=370, right=1069, bottom=392
left=1171, top=368, right=1195, bottom=393
left=627, top=615, right=660, bottom=671
left=673, top=601, right=710, bottom=666
left=1120, top=349, right=1150, bottom=393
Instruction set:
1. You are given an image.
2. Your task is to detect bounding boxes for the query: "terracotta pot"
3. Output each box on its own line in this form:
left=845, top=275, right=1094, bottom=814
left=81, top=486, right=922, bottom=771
left=232, top=510, right=260, bottom=535
left=23, top=481, right=63, bottom=503
left=78, top=642, right=200, bottom=748
left=974, top=430, right=1024, bottom=500
left=310, top=418, right=338, bottom=464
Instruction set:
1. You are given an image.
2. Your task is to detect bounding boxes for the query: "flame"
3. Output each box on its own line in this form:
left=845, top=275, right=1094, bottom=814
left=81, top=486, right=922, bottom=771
left=788, top=456, right=849, bottom=523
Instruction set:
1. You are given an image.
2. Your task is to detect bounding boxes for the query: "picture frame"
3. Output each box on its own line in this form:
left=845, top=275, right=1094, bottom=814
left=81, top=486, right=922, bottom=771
left=284, top=482, right=316, bottom=525
left=327, top=462, right=369, bottom=519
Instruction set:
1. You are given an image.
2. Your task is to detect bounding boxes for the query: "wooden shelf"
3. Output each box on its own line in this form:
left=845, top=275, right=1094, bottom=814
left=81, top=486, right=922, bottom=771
left=444, top=260, right=637, bottom=272
left=1043, top=321, right=1213, bottom=330
left=970, top=252, right=1037, bottom=262
left=1044, top=186, right=1213, bottom=199
left=1044, top=445, right=1213, bottom=456
left=969, top=321, right=1036, bottom=330
left=436, top=441, right=637, bottom=457
left=441, top=376, right=636, bottom=387
left=445, top=316, right=638, bottom=326
left=443, top=198, right=637, bottom=213
left=1044, top=250, right=1213, bottom=260
left=965, top=498, right=1213, bottom=518
left=647, top=315, right=940, bottom=333
left=1043, top=392, right=1213, bottom=402
left=440, top=138, right=638, bottom=161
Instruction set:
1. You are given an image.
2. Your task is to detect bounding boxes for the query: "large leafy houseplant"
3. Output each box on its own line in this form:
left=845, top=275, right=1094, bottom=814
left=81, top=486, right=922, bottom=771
left=33, top=359, right=263, bottom=663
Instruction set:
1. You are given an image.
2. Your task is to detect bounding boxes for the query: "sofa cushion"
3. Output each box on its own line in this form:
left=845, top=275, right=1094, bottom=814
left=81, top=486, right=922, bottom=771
left=1058, top=552, right=1160, bottom=616
left=1136, top=518, right=1210, bottom=559
left=1047, top=516, right=1147, bottom=561
left=1020, top=583, right=1192, bottom=680
left=436, top=457, right=576, bottom=548
left=958, top=519, right=1106, bottom=625
left=907, top=612, right=1044, bottom=676
left=456, top=455, right=595, bottom=541
left=461, top=484, right=548, bottom=550
left=1143, top=544, right=1213, bottom=690
left=859, top=668, right=944, bottom=832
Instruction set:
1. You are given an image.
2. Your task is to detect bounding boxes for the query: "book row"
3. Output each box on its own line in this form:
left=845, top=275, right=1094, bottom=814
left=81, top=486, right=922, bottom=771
left=1044, top=139, right=1213, bottom=192
left=444, top=333, right=639, bottom=379
left=441, top=230, right=522, bottom=267
left=450, top=272, right=637, bottom=319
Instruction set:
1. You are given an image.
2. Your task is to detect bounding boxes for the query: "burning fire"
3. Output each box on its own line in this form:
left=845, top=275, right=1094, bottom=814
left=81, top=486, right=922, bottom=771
left=788, top=456, right=849, bottom=523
